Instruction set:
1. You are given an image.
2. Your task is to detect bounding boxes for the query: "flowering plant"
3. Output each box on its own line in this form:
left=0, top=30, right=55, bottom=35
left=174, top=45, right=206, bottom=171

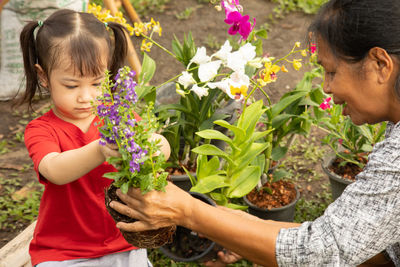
left=316, top=98, right=386, bottom=169
left=187, top=100, right=272, bottom=209
left=93, top=66, right=168, bottom=194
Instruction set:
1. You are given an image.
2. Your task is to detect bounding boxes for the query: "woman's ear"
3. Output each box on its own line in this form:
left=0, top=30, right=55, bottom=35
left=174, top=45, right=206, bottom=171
left=367, top=47, right=395, bottom=84
left=34, top=64, right=48, bottom=88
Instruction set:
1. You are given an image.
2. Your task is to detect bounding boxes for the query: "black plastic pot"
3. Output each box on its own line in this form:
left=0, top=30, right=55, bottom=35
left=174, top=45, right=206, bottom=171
left=170, top=173, right=195, bottom=192
left=243, top=185, right=300, bottom=222
left=159, top=192, right=220, bottom=262
left=321, top=153, right=353, bottom=201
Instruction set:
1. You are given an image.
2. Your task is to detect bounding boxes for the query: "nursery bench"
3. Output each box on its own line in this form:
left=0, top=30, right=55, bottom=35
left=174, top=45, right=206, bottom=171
left=0, top=220, right=36, bottom=267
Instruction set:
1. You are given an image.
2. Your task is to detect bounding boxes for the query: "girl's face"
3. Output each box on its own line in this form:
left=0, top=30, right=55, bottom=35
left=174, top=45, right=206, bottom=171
left=317, top=38, right=400, bottom=125
left=43, top=56, right=107, bottom=129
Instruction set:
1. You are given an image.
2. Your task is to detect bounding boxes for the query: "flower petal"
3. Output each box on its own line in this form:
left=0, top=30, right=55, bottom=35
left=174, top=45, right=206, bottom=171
left=198, top=60, right=222, bottom=82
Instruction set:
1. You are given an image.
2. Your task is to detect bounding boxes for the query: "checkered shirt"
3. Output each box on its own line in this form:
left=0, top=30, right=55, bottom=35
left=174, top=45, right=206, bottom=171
left=276, top=121, right=400, bottom=266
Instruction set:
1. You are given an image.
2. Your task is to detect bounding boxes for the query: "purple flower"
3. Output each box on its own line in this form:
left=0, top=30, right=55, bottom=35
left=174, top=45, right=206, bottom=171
left=224, top=11, right=255, bottom=41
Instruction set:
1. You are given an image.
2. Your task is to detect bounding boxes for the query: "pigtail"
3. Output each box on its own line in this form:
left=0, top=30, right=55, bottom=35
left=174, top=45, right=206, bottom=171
left=19, top=21, right=42, bottom=110
left=107, top=22, right=128, bottom=78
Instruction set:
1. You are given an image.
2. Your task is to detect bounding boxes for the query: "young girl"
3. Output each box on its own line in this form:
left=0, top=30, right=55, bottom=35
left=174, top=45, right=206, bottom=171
left=20, top=9, right=167, bottom=267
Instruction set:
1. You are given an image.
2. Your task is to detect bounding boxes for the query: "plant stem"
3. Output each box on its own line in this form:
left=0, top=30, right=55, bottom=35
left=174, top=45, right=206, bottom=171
left=141, top=34, right=177, bottom=59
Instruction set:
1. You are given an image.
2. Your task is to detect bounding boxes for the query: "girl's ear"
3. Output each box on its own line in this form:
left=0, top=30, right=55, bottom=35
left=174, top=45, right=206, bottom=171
left=367, top=47, right=394, bottom=84
left=34, top=64, right=48, bottom=88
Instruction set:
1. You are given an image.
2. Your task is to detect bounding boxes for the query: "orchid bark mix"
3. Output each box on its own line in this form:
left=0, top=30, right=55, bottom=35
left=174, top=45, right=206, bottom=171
left=93, top=67, right=168, bottom=194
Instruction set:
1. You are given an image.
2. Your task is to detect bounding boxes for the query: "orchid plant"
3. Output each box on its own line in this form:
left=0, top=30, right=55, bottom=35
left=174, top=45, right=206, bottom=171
left=93, top=66, right=169, bottom=194
left=315, top=96, right=386, bottom=169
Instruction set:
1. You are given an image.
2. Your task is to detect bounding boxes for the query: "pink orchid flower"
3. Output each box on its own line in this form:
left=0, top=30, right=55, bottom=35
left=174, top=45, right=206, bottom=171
left=224, top=11, right=256, bottom=41
left=310, top=43, right=317, bottom=54
left=221, top=0, right=242, bottom=18
left=319, top=97, right=332, bottom=110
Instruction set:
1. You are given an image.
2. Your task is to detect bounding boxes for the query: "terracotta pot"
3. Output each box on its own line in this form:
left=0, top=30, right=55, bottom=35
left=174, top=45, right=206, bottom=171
left=243, top=183, right=300, bottom=222
left=105, top=184, right=176, bottom=248
left=159, top=192, right=221, bottom=262
left=321, top=153, right=353, bottom=201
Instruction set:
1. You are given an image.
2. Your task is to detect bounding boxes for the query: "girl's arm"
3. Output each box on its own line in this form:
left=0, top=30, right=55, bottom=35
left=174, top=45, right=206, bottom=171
left=38, top=139, right=119, bottom=185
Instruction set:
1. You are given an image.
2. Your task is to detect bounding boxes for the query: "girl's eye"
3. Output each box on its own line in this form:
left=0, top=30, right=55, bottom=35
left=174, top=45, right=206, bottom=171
left=93, top=83, right=102, bottom=87
left=65, top=85, right=77, bottom=89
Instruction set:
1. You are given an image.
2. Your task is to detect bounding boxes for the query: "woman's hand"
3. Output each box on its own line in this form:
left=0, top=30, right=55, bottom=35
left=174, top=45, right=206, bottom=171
left=204, top=250, right=243, bottom=267
left=110, top=182, right=191, bottom=231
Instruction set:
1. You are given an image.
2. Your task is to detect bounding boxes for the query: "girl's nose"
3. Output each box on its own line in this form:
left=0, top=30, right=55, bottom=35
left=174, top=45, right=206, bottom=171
left=78, top=87, right=93, bottom=102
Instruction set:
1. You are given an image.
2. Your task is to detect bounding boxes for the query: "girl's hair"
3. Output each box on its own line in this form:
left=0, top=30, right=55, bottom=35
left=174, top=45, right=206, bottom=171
left=19, top=9, right=129, bottom=110
left=309, top=0, right=400, bottom=94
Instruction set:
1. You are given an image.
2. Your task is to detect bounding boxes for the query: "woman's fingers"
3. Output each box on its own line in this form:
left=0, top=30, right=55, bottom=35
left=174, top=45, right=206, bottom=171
left=110, top=200, right=141, bottom=220
left=116, top=221, right=154, bottom=232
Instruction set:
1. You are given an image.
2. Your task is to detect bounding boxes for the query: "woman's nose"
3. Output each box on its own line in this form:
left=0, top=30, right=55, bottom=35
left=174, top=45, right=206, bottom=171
left=323, top=76, right=332, bottom=94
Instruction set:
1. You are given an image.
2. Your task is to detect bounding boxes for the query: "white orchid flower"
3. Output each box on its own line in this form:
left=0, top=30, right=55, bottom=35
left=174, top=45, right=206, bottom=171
left=207, top=79, right=230, bottom=94
left=189, top=47, right=211, bottom=66
left=226, top=70, right=250, bottom=100
left=178, top=71, right=196, bottom=89
left=247, top=57, right=263, bottom=68
left=198, top=60, right=222, bottom=82
left=190, top=84, right=209, bottom=99
left=226, top=43, right=257, bottom=72
left=212, top=40, right=232, bottom=62
left=238, top=43, right=256, bottom=62
left=226, top=51, right=246, bottom=72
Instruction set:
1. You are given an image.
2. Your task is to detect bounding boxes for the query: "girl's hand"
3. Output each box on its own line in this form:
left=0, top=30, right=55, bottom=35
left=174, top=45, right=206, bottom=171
left=98, top=139, right=121, bottom=161
left=149, top=133, right=171, bottom=160
left=109, top=182, right=191, bottom=231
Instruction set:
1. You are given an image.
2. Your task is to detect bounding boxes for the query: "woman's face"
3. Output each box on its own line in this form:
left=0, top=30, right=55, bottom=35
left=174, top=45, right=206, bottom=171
left=317, top=38, right=398, bottom=125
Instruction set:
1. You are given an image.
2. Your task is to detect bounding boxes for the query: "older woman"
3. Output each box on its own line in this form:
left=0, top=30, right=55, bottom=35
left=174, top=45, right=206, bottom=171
left=110, top=0, right=400, bottom=266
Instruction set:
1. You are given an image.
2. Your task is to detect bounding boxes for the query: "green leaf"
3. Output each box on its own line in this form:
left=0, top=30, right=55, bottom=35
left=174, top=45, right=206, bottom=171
left=271, top=91, right=308, bottom=117
left=120, top=182, right=129, bottom=194
left=196, top=129, right=232, bottom=145
left=235, top=142, right=270, bottom=171
left=213, top=120, right=246, bottom=139
left=255, top=28, right=268, bottom=39
left=209, top=192, right=228, bottom=206
left=226, top=203, right=248, bottom=210
left=190, top=175, right=229, bottom=194
left=182, top=165, right=197, bottom=186
left=192, top=144, right=231, bottom=161
left=138, top=53, right=156, bottom=85
left=227, top=166, right=261, bottom=198
left=197, top=155, right=220, bottom=180
left=272, top=169, right=290, bottom=182
left=103, top=171, right=125, bottom=180
left=271, top=146, right=288, bottom=161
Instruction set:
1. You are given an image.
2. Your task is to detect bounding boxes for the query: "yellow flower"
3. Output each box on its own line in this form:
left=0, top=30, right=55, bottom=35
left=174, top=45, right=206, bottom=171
left=301, top=49, right=308, bottom=57
left=88, top=4, right=134, bottom=36
left=295, top=42, right=301, bottom=48
left=133, top=22, right=148, bottom=36
left=293, top=59, right=302, bottom=71
left=151, top=20, right=162, bottom=36
left=230, top=85, right=248, bottom=99
left=141, top=39, right=153, bottom=52
left=258, top=62, right=281, bottom=85
left=281, top=65, right=288, bottom=72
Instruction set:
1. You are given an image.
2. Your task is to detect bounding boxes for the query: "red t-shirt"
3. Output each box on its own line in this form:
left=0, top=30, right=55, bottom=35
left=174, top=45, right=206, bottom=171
left=24, top=110, right=138, bottom=265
